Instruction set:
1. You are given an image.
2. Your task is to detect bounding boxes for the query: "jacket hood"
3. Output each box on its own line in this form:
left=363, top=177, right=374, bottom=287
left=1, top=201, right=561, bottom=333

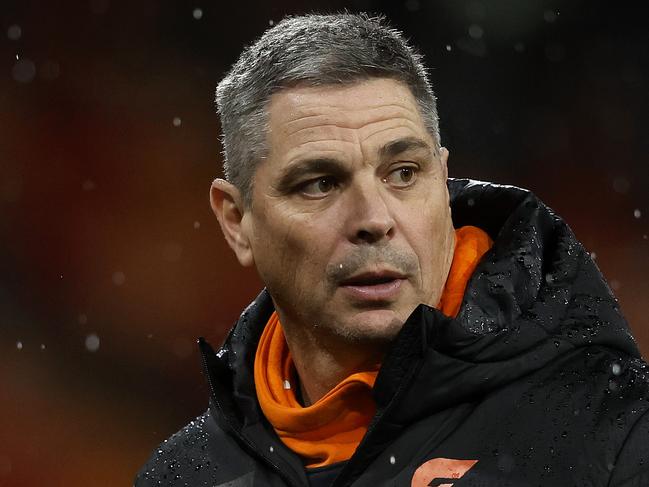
left=199, top=179, right=640, bottom=481
left=371, top=179, right=640, bottom=427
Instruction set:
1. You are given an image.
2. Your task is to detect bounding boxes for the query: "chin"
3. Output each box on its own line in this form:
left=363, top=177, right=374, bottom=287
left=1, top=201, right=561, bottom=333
left=334, top=308, right=406, bottom=344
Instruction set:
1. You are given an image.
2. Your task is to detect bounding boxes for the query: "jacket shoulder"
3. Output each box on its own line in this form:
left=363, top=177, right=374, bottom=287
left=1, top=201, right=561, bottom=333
left=134, top=410, right=258, bottom=486
left=134, top=411, right=217, bottom=486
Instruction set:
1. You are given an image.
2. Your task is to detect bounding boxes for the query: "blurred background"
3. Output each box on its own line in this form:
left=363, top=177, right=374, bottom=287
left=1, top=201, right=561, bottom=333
left=1, top=0, right=647, bottom=484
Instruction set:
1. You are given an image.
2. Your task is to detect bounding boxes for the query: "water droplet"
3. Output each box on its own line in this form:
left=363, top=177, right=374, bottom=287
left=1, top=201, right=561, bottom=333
left=543, top=10, right=558, bottom=22
left=269, top=445, right=274, bottom=453
left=172, top=117, right=182, bottom=127
left=192, top=8, right=203, bottom=19
left=445, top=44, right=452, bottom=51
left=268, top=19, right=274, bottom=26
left=40, top=343, right=46, bottom=350
left=612, top=177, right=630, bottom=194
left=468, top=24, right=484, bottom=39
left=389, top=455, right=396, bottom=465
left=82, top=179, right=96, bottom=191
left=283, top=380, right=291, bottom=390
left=611, top=362, right=622, bottom=376
left=112, top=271, right=126, bottom=286
left=85, top=333, right=100, bottom=352
left=193, top=220, right=200, bottom=229
left=7, top=24, right=22, bottom=41
left=633, top=209, right=642, bottom=219
left=590, top=252, right=597, bottom=260
left=12, top=58, right=36, bottom=83
left=16, top=341, right=23, bottom=350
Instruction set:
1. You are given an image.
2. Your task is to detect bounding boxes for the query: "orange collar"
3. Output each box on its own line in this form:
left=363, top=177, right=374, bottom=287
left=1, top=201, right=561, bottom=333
left=254, top=313, right=377, bottom=467
left=437, top=225, right=494, bottom=318
left=254, top=226, right=492, bottom=467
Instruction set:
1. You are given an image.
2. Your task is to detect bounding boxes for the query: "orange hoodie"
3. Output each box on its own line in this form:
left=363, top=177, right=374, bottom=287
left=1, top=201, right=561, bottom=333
left=255, top=226, right=493, bottom=467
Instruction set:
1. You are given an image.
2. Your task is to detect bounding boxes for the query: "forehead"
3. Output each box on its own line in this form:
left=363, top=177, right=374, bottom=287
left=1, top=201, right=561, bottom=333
left=265, top=78, right=431, bottom=155
left=268, top=78, right=421, bottom=117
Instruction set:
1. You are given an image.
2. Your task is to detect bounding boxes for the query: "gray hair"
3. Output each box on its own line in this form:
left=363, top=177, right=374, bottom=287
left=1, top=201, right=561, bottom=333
left=215, top=13, right=440, bottom=206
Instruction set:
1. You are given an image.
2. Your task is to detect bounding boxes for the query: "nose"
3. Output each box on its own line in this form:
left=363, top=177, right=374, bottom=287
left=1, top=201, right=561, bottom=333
left=346, top=179, right=396, bottom=244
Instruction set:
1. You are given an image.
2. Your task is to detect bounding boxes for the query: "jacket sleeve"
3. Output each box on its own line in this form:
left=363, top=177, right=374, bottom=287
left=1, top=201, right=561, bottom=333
left=608, top=408, right=649, bottom=487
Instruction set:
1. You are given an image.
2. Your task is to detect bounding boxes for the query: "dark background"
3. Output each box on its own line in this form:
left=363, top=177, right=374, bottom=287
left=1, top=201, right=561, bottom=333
left=2, top=1, right=647, bottom=484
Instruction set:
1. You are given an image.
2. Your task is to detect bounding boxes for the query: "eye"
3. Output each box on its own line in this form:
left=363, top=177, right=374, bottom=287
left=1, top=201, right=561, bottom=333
left=382, top=165, right=418, bottom=188
left=299, top=176, right=338, bottom=198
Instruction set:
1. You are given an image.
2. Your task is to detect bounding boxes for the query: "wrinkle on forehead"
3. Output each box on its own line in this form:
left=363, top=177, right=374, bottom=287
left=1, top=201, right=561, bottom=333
left=265, top=78, right=435, bottom=172
left=280, top=102, right=422, bottom=131
left=268, top=78, right=424, bottom=125
left=284, top=141, right=358, bottom=162
left=284, top=117, right=425, bottom=144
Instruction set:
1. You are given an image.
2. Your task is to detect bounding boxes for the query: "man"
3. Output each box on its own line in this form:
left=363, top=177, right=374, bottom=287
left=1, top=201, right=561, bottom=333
left=136, top=13, right=648, bottom=486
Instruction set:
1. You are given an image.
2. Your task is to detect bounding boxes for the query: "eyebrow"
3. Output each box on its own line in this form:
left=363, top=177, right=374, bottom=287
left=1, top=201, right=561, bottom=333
left=275, top=157, right=347, bottom=193
left=378, top=136, right=434, bottom=160
left=275, top=137, right=435, bottom=193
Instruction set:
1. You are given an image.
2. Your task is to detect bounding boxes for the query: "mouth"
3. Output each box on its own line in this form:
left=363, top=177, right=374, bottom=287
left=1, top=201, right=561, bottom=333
left=339, top=271, right=407, bottom=302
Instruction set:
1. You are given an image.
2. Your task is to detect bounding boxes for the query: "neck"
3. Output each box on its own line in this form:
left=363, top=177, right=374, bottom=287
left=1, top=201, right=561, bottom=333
left=277, top=313, right=385, bottom=406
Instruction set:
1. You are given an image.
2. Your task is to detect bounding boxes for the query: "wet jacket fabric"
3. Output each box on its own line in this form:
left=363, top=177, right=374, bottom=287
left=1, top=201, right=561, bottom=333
left=135, top=179, right=649, bottom=487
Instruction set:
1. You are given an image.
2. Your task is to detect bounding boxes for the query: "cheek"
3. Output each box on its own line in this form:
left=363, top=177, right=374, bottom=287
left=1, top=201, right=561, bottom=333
left=251, top=210, right=334, bottom=292
left=404, top=198, right=453, bottom=274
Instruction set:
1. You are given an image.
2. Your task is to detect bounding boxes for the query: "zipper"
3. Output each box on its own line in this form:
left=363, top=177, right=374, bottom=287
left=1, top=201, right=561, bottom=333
left=198, top=337, right=306, bottom=487
left=331, top=339, right=425, bottom=487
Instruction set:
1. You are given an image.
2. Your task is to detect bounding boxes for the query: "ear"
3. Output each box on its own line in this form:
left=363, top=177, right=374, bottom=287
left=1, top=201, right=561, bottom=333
left=439, top=147, right=451, bottom=206
left=210, top=178, right=254, bottom=267
left=440, top=147, right=449, bottom=180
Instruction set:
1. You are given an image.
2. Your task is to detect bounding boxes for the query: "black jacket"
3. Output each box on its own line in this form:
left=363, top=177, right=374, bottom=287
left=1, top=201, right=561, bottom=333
left=136, top=179, right=649, bottom=487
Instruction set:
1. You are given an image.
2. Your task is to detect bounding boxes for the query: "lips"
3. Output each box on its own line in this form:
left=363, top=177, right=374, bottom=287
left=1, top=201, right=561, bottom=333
left=339, top=270, right=407, bottom=301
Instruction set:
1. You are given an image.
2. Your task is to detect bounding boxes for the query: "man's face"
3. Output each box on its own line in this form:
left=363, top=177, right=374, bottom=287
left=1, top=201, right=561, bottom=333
left=240, top=78, right=455, bottom=344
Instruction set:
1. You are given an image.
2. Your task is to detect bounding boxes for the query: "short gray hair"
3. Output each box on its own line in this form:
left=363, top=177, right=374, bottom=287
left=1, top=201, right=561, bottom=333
left=215, top=13, right=440, bottom=206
